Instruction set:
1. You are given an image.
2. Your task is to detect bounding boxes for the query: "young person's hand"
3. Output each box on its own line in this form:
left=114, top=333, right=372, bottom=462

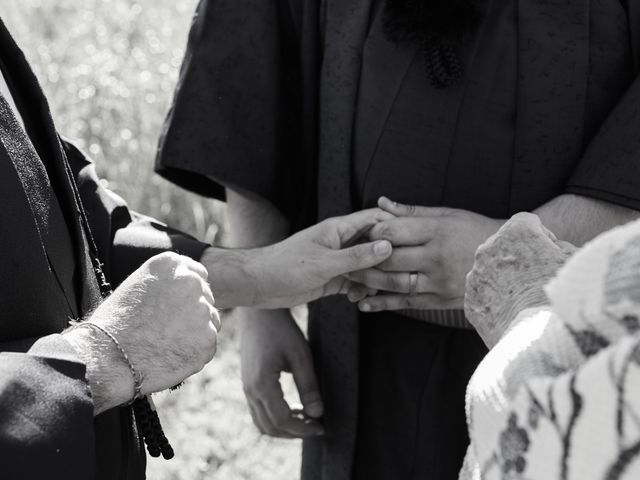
left=347, top=197, right=504, bottom=312
left=202, top=209, right=393, bottom=309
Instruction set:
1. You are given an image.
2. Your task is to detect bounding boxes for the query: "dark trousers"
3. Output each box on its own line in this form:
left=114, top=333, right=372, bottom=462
left=353, top=312, right=487, bottom=480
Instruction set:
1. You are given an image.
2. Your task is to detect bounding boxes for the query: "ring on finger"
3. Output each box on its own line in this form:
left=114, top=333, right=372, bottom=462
left=409, top=272, right=419, bottom=296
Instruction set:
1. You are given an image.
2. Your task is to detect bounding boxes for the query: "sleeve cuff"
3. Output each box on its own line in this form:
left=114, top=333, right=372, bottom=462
left=111, top=220, right=210, bottom=285
left=564, top=184, right=640, bottom=212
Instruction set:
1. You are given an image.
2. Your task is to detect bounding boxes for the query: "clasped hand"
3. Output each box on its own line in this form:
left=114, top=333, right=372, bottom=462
left=346, top=197, right=505, bottom=312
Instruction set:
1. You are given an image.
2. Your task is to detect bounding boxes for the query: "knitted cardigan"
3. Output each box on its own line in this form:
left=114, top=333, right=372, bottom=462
left=462, top=219, right=640, bottom=480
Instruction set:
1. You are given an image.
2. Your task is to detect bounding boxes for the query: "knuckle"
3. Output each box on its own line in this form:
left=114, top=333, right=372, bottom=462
left=181, top=272, right=203, bottom=290
left=348, top=244, right=368, bottom=261
left=155, top=251, right=182, bottom=265
left=475, top=241, right=490, bottom=258
left=378, top=224, right=395, bottom=242
left=401, top=296, right=414, bottom=309
left=211, top=308, right=222, bottom=331
left=388, top=275, right=403, bottom=292
left=466, top=270, right=478, bottom=289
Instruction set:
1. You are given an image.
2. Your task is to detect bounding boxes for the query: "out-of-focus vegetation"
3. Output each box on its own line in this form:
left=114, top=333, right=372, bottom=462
left=3, top=1, right=301, bottom=479
left=3, top=0, right=223, bottom=241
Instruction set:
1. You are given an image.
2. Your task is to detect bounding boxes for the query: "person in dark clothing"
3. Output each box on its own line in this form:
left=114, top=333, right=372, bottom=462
left=157, top=1, right=640, bottom=479
left=0, top=16, right=396, bottom=480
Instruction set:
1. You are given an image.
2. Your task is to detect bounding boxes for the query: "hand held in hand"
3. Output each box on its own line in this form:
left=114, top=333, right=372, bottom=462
left=350, top=197, right=505, bottom=312
left=247, top=208, right=393, bottom=308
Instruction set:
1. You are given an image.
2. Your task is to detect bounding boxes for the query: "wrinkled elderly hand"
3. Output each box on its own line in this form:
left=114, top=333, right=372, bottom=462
left=465, top=213, right=577, bottom=348
left=348, top=197, right=504, bottom=312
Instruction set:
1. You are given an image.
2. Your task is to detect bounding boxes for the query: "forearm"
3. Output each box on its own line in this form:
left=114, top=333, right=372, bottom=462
left=224, top=187, right=292, bottom=320
left=226, top=187, right=291, bottom=247
left=195, top=188, right=293, bottom=309
left=63, top=327, right=133, bottom=416
left=535, top=193, right=640, bottom=246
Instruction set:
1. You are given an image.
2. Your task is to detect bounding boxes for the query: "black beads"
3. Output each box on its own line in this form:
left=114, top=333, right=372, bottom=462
left=133, top=396, right=175, bottom=460
left=422, top=35, right=463, bottom=89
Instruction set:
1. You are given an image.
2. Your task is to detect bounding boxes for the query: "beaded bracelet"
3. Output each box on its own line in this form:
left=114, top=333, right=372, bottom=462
left=71, top=322, right=143, bottom=404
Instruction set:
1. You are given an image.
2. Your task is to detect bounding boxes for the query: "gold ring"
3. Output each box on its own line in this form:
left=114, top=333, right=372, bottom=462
left=409, top=272, right=418, bottom=296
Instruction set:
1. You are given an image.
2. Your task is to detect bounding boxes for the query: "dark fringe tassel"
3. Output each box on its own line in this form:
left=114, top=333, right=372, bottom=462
left=133, top=397, right=175, bottom=460
left=382, top=0, right=480, bottom=89
left=422, top=34, right=463, bottom=89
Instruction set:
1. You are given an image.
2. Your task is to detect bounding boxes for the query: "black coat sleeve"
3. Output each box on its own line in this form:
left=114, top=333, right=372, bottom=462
left=566, top=5, right=640, bottom=210
left=155, top=0, right=313, bottom=227
left=0, top=334, right=95, bottom=480
left=566, top=71, right=640, bottom=210
left=63, top=138, right=209, bottom=286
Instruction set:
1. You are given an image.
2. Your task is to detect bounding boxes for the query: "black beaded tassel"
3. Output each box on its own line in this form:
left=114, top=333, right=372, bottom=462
left=133, top=396, right=175, bottom=460
left=382, top=0, right=480, bottom=90
left=422, top=34, right=463, bottom=89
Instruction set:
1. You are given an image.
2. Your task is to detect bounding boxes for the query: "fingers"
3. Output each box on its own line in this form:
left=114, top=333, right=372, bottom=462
left=253, top=396, right=295, bottom=439
left=331, top=240, right=392, bottom=275
left=378, top=197, right=450, bottom=218
left=376, top=246, right=431, bottom=272
left=368, top=218, right=434, bottom=246
left=346, top=269, right=430, bottom=294
left=358, top=293, right=457, bottom=312
left=331, top=208, right=395, bottom=245
left=288, top=349, right=324, bottom=420
left=185, top=259, right=209, bottom=281
left=248, top=403, right=277, bottom=437
left=378, top=196, right=420, bottom=217
left=199, top=296, right=221, bottom=333
left=157, top=251, right=208, bottom=280
left=346, top=282, right=377, bottom=302
left=253, top=380, right=324, bottom=438
left=192, top=269, right=221, bottom=332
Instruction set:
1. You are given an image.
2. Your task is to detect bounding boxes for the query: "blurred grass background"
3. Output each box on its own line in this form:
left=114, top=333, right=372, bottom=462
left=3, top=1, right=301, bottom=478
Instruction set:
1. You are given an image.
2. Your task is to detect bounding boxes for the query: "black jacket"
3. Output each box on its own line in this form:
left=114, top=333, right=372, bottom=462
left=0, top=17, right=208, bottom=480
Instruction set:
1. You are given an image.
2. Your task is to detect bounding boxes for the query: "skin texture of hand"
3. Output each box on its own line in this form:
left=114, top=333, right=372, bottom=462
left=464, top=213, right=577, bottom=348
left=239, top=308, right=324, bottom=438
left=64, top=252, right=220, bottom=415
left=203, top=208, right=393, bottom=309
left=349, top=197, right=505, bottom=312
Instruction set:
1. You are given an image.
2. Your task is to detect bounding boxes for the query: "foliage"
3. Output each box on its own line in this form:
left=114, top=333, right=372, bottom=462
left=4, top=0, right=225, bottom=242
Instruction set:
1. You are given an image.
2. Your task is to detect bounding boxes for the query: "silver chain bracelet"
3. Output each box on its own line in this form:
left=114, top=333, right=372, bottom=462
left=70, top=322, right=144, bottom=404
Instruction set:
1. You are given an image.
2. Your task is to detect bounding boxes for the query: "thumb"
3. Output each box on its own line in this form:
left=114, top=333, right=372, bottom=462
left=332, top=240, right=392, bottom=275
left=289, top=350, right=324, bottom=419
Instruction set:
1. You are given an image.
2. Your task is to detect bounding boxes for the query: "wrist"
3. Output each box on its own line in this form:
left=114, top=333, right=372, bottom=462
left=200, top=246, right=265, bottom=309
left=63, top=327, right=133, bottom=415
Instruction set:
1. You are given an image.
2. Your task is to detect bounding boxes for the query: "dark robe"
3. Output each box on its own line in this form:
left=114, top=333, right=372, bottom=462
left=157, top=0, right=640, bottom=479
left=0, top=18, right=208, bottom=480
